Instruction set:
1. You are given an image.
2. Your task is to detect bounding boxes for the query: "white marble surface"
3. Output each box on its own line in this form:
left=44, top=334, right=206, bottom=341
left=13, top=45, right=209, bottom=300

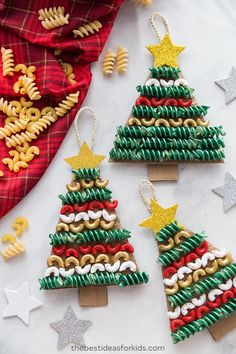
left=1, top=0, right=236, bottom=353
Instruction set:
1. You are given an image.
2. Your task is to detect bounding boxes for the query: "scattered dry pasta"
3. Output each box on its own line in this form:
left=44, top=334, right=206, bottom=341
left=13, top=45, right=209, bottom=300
left=102, top=49, right=116, bottom=76
left=116, top=46, right=128, bottom=74
left=55, top=91, right=80, bottom=116
left=60, top=62, right=77, bottom=84
left=0, top=98, right=18, bottom=116
left=39, top=7, right=70, bottom=30
left=73, top=20, right=102, bottom=38
left=1, top=47, right=14, bottom=76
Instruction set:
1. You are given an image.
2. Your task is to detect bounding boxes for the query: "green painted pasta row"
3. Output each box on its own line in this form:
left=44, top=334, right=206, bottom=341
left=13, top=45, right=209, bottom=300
left=136, top=85, right=193, bottom=98
left=49, top=229, right=131, bottom=245
left=114, top=136, right=225, bottom=151
left=39, top=272, right=149, bottom=289
left=158, top=232, right=206, bottom=266
left=169, top=264, right=236, bottom=307
left=115, top=126, right=225, bottom=139
left=59, top=188, right=112, bottom=205
left=172, top=297, right=236, bottom=343
left=132, top=105, right=209, bottom=119
left=149, top=66, right=181, bottom=79
left=72, top=168, right=100, bottom=180
left=156, top=221, right=183, bottom=243
left=109, top=147, right=225, bottom=162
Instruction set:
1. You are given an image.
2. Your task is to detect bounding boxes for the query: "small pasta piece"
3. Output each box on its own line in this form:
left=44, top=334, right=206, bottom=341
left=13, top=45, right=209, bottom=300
left=0, top=170, right=4, bottom=177
left=0, top=240, right=25, bottom=260
left=21, top=75, right=41, bottom=100
left=26, top=66, right=36, bottom=79
left=54, top=49, right=62, bottom=56
left=41, top=13, right=70, bottom=30
left=102, top=49, right=116, bottom=76
left=10, top=101, right=22, bottom=114
left=68, top=73, right=76, bottom=85
left=116, top=46, right=128, bottom=74
left=2, top=158, right=14, bottom=171
left=73, top=20, right=102, bottom=38
left=14, top=64, right=27, bottom=74
left=13, top=80, right=24, bottom=94
left=1, top=47, right=14, bottom=76
left=4, top=116, right=17, bottom=124
left=0, top=119, right=28, bottom=139
left=13, top=161, right=28, bottom=173
left=61, top=62, right=73, bottom=76
left=20, top=146, right=40, bottom=163
left=20, top=97, right=33, bottom=108
left=0, top=98, right=18, bottom=116
left=9, top=150, right=20, bottom=163
left=27, top=113, right=57, bottom=135
left=55, top=91, right=80, bottom=116
left=132, top=0, right=153, bottom=6
left=19, top=107, right=28, bottom=120
left=41, top=106, right=57, bottom=119
left=15, top=142, right=30, bottom=153
left=26, top=107, right=41, bottom=122
left=39, top=7, right=65, bottom=20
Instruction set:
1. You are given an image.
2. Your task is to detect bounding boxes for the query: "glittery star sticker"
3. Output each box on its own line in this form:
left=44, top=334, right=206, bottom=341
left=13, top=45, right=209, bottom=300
left=146, top=33, right=185, bottom=68
left=50, top=306, right=92, bottom=349
left=139, top=199, right=178, bottom=233
left=213, top=172, right=236, bottom=212
left=2, top=282, right=42, bottom=325
left=64, top=142, right=105, bottom=169
left=215, top=67, right=236, bottom=104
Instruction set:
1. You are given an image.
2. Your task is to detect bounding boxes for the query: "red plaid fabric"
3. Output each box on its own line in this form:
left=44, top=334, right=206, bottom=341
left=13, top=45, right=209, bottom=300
left=0, top=0, right=123, bottom=218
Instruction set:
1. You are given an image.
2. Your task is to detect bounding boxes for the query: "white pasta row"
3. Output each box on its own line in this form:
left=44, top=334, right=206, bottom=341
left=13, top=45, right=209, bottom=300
left=55, top=91, right=80, bottom=116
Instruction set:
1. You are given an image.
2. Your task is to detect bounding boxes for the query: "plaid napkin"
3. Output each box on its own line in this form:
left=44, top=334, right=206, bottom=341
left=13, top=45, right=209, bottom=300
left=0, top=0, right=123, bottom=218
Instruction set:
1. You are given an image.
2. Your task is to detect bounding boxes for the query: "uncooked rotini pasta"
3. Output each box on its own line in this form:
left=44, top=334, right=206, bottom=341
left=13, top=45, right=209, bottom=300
left=116, top=46, right=128, bottom=74
left=21, top=75, right=41, bottom=100
left=41, top=13, right=70, bottom=30
left=0, top=240, right=25, bottom=260
left=5, top=130, right=38, bottom=148
left=73, top=20, right=102, bottom=38
left=132, top=0, right=153, bottom=5
left=0, top=118, right=28, bottom=139
left=1, top=47, right=14, bottom=76
left=55, top=91, right=80, bottom=116
left=102, top=49, right=116, bottom=76
left=0, top=98, right=18, bottom=116
left=38, top=6, right=64, bottom=20
left=27, top=113, right=57, bottom=135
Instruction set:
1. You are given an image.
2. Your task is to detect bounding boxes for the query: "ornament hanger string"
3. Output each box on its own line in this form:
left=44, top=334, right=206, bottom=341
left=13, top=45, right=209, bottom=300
left=74, top=106, right=97, bottom=150
left=139, top=180, right=158, bottom=212
left=150, top=12, right=170, bottom=42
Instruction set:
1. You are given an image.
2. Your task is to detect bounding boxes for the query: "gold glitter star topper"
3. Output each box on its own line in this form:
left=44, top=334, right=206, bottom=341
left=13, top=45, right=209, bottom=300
left=64, top=142, right=105, bottom=169
left=64, top=107, right=105, bottom=170
left=139, top=199, right=178, bottom=234
left=147, top=12, right=185, bottom=68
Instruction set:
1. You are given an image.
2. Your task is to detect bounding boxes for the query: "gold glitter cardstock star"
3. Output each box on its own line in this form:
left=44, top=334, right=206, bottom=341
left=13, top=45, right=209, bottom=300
left=139, top=199, right=178, bottom=234
left=146, top=33, right=185, bottom=68
left=64, top=142, right=105, bottom=170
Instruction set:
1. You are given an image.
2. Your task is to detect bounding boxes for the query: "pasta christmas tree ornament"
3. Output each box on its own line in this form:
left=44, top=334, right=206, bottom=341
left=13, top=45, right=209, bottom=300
left=138, top=180, right=236, bottom=343
left=109, top=13, right=225, bottom=181
left=39, top=107, right=149, bottom=307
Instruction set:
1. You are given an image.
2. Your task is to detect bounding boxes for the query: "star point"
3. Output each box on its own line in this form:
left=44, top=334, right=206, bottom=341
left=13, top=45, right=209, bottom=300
left=215, top=67, right=236, bottom=104
left=2, top=282, right=42, bottom=325
left=64, top=142, right=105, bottom=169
left=139, top=199, right=178, bottom=234
left=50, top=306, right=92, bottom=349
left=146, top=33, right=185, bottom=68
left=213, top=172, right=236, bottom=212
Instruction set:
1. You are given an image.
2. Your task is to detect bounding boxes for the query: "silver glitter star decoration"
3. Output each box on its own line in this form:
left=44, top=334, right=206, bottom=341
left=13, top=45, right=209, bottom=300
left=50, top=306, right=92, bottom=349
left=212, top=172, right=236, bottom=212
left=215, top=67, right=236, bottom=104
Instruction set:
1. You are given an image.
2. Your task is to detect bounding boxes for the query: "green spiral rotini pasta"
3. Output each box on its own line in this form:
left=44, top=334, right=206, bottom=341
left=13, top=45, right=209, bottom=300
left=39, top=272, right=149, bottom=289
left=59, top=188, right=112, bottom=205
left=156, top=222, right=183, bottom=242
left=158, top=232, right=206, bottom=266
left=115, top=126, right=225, bottom=139
left=114, top=136, right=225, bottom=151
left=110, top=147, right=225, bottom=162
left=136, top=85, right=193, bottom=98
left=168, top=263, right=236, bottom=307
left=72, top=168, right=100, bottom=180
left=49, top=229, right=131, bottom=245
left=132, top=105, right=209, bottom=119
left=149, top=66, right=181, bottom=79
left=172, top=297, right=236, bottom=343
